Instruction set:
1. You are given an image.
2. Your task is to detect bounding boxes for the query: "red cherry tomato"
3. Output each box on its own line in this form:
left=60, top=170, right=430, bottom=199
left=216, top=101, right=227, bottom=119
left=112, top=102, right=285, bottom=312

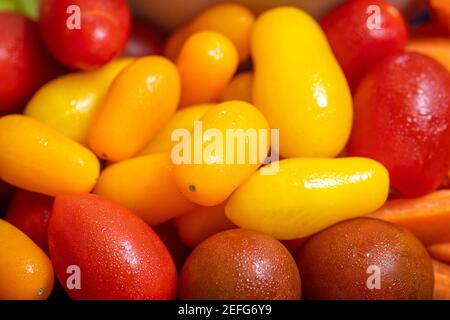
left=48, top=194, right=177, bottom=300
left=0, top=180, right=15, bottom=213
left=0, top=12, right=62, bottom=115
left=347, top=52, right=450, bottom=197
left=39, top=0, right=131, bottom=70
left=5, top=190, right=53, bottom=253
left=122, top=18, right=165, bottom=57
left=321, top=0, right=408, bottom=89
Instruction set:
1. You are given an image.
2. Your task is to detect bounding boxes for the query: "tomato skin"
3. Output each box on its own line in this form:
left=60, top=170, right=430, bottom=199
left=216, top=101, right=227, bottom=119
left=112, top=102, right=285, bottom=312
left=5, top=190, right=53, bottom=253
left=347, top=52, right=450, bottom=197
left=48, top=194, right=178, bottom=300
left=39, top=0, right=131, bottom=70
left=0, top=12, right=61, bottom=115
left=122, top=18, right=165, bottom=57
left=321, top=0, right=408, bottom=90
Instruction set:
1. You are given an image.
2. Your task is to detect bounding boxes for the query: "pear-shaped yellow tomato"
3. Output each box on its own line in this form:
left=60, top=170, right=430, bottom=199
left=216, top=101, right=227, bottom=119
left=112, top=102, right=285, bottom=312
left=94, top=153, right=197, bottom=225
left=25, top=58, right=134, bottom=145
left=140, top=104, right=212, bottom=155
left=0, top=115, right=100, bottom=196
left=173, top=101, right=270, bottom=206
left=164, top=3, right=255, bottom=62
left=226, top=158, right=389, bottom=240
left=0, top=219, right=54, bottom=300
left=252, top=7, right=352, bottom=158
left=176, top=31, right=238, bottom=107
left=221, top=72, right=253, bottom=103
left=88, top=56, right=180, bottom=162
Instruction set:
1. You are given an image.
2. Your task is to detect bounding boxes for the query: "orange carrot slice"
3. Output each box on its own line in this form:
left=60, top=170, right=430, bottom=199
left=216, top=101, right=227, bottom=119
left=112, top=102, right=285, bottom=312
left=369, top=190, right=450, bottom=244
left=432, top=259, right=450, bottom=300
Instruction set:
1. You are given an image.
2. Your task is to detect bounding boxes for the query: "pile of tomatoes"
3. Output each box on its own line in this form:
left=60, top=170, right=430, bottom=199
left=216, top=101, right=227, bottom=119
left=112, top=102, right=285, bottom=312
left=0, top=0, right=450, bottom=300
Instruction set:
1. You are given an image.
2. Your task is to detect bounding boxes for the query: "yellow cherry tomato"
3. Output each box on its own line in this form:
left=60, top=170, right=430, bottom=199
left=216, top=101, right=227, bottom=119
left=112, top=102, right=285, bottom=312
left=88, top=56, right=180, bottom=162
left=252, top=7, right=352, bottom=158
left=221, top=72, right=253, bottom=103
left=176, top=31, right=238, bottom=107
left=25, top=58, right=134, bottom=145
left=225, top=157, right=389, bottom=240
left=174, top=202, right=236, bottom=248
left=164, top=3, right=255, bottom=62
left=140, top=104, right=213, bottom=155
left=173, top=100, right=270, bottom=206
left=94, top=153, right=197, bottom=225
left=0, top=219, right=54, bottom=300
left=0, top=115, right=100, bottom=196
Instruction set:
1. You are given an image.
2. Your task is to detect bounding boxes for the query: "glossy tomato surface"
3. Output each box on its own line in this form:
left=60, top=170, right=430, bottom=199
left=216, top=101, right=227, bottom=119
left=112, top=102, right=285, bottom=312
left=347, top=52, right=450, bottom=197
left=48, top=194, right=177, bottom=300
left=39, top=0, right=131, bottom=70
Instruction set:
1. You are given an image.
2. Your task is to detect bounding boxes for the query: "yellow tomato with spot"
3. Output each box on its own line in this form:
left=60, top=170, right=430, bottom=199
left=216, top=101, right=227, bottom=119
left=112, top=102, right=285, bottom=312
left=252, top=7, right=352, bottom=158
left=94, top=153, right=197, bottom=225
left=88, top=56, right=180, bottom=161
left=225, top=157, right=389, bottom=240
left=174, top=202, right=236, bottom=248
left=164, top=3, right=254, bottom=62
left=221, top=72, right=253, bottom=103
left=173, top=101, right=270, bottom=206
left=0, top=115, right=100, bottom=196
left=0, top=219, right=54, bottom=300
left=176, top=31, right=238, bottom=107
left=140, top=104, right=212, bottom=155
left=25, top=58, right=134, bottom=145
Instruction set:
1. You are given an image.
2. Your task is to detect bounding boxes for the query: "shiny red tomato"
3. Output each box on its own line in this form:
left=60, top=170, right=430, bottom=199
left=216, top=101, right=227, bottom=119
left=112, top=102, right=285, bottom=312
left=321, top=0, right=408, bottom=90
left=39, top=0, right=131, bottom=70
left=0, top=12, right=61, bottom=115
left=347, top=52, right=450, bottom=197
left=122, top=18, right=165, bottom=57
left=5, top=190, right=53, bottom=252
left=48, top=194, right=178, bottom=300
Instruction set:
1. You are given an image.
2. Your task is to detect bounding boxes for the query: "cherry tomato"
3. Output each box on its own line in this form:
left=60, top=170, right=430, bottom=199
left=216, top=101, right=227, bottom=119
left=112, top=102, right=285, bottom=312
left=48, top=194, right=178, bottom=300
left=5, top=190, right=53, bottom=253
left=0, top=12, right=61, bottom=115
left=122, top=18, right=165, bottom=57
left=321, top=0, right=408, bottom=89
left=347, top=52, right=450, bottom=197
left=39, top=0, right=131, bottom=70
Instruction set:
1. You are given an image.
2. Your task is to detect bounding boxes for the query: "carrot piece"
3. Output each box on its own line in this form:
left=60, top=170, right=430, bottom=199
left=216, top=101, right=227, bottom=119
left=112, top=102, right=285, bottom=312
left=407, top=37, right=450, bottom=71
left=368, top=190, right=450, bottom=244
left=428, top=243, right=450, bottom=264
left=432, top=259, right=450, bottom=300
left=429, top=0, right=450, bottom=33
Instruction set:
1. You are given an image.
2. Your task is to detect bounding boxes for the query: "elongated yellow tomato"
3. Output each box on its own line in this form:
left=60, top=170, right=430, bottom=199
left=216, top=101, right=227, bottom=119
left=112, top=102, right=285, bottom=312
left=88, top=56, right=180, bottom=162
left=164, top=3, right=255, bottom=62
left=173, top=101, right=270, bottom=206
left=140, top=104, right=213, bottom=155
left=25, top=58, right=134, bottom=145
left=0, top=115, right=100, bottom=196
left=252, top=7, right=352, bottom=158
left=176, top=31, right=238, bottom=107
left=221, top=72, right=253, bottom=103
left=226, top=157, right=389, bottom=240
left=94, top=153, right=197, bottom=225
left=0, top=219, right=54, bottom=300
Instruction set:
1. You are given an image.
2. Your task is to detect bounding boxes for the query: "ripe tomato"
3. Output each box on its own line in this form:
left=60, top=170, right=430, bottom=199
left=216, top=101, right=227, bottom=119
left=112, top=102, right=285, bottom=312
left=5, top=190, right=53, bottom=253
left=0, top=12, right=61, bottom=115
left=48, top=194, right=178, bottom=300
left=347, top=52, right=450, bottom=197
left=39, top=0, right=131, bottom=70
left=321, top=0, right=408, bottom=89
